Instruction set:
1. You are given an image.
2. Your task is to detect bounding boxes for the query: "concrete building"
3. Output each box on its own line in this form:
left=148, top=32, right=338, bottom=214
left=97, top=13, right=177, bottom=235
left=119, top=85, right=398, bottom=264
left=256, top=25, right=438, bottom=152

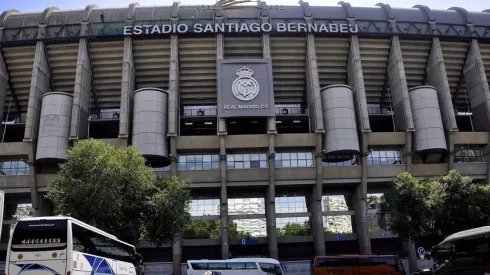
left=0, top=1, right=490, bottom=274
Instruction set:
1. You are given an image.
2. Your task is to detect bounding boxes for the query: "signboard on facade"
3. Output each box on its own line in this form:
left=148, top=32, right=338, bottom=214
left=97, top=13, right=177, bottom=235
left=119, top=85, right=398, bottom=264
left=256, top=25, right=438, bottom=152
left=217, top=59, right=275, bottom=118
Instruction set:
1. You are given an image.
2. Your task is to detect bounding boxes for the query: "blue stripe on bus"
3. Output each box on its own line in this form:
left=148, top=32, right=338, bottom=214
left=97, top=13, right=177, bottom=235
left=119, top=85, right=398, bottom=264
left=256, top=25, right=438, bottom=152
left=83, top=254, right=115, bottom=275
left=15, top=263, right=61, bottom=275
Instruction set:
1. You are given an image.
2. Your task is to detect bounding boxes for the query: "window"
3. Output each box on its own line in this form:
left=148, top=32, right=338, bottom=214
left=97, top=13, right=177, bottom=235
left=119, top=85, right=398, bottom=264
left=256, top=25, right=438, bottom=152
left=275, top=104, right=304, bottom=116
left=190, top=262, right=257, bottom=270
left=191, top=199, right=220, bottom=216
left=275, top=152, right=313, bottom=168
left=323, top=155, right=358, bottom=166
left=179, top=154, right=219, bottom=170
left=368, top=149, right=402, bottom=165
left=183, top=105, right=217, bottom=117
left=11, top=220, right=67, bottom=251
left=0, top=160, right=30, bottom=175
left=259, top=263, right=283, bottom=275
left=454, top=147, right=484, bottom=163
left=227, top=153, right=267, bottom=169
left=276, top=196, right=308, bottom=214
left=276, top=217, right=310, bottom=236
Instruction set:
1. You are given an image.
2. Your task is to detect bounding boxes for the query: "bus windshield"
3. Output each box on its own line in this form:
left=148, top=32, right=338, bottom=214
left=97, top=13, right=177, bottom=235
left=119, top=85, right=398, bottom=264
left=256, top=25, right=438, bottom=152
left=11, top=220, right=67, bottom=251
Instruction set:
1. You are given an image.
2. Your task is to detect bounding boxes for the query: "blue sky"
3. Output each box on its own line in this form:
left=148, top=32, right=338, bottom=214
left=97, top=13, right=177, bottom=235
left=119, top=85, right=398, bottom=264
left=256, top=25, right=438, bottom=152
left=0, top=0, right=488, bottom=13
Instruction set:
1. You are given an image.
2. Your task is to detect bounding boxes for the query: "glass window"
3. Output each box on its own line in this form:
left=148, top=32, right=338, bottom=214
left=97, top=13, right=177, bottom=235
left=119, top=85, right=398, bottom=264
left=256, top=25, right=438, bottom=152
left=190, top=199, right=220, bottom=216
left=276, top=197, right=308, bottom=214
left=259, top=263, right=283, bottom=275
left=227, top=153, right=267, bottom=169
left=323, top=215, right=353, bottom=234
left=276, top=217, right=310, bottom=236
left=179, top=154, right=219, bottom=171
left=228, top=198, right=265, bottom=215
left=275, top=152, right=313, bottom=168
left=367, top=149, right=403, bottom=165
left=11, top=220, right=67, bottom=251
left=454, top=146, right=485, bottom=163
left=228, top=219, right=267, bottom=238
left=182, top=105, right=217, bottom=117
left=0, top=160, right=30, bottom=176
left=323, top=155, right=358, bottom=167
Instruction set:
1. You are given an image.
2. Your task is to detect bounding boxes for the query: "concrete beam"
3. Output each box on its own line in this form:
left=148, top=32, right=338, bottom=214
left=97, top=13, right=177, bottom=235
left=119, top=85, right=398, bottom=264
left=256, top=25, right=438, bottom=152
left=463, top=40, right=490, bottom=131
left=119, top=36, right=135, bottom=141
left=313, top=133, right=326, bottom=256
left=0, top=48, right=8, bottom=128
left=168, top=35, right=179, bottom=137
left=70, top=38, right=92, bottom=140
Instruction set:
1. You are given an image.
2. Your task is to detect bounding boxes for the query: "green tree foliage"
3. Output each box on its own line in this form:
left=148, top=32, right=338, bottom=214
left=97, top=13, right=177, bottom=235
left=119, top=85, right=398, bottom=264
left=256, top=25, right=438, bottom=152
left=46, top=139, right=191, bottom=245
left=277, top=221, right=310, bottom=237
left=383, top=170, right=490, bottom=240
left=184, top=220, right=252, bottom=239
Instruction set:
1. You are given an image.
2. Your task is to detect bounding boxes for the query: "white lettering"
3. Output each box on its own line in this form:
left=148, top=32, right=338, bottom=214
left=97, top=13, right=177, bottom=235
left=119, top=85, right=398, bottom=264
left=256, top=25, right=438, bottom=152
left=349, top=24, right=359, bottom=33
left=194, top=23, right=203, bottom=33
left=262, top=23, right=272, bottom=32
left=204, top=23, right=214, bottom=32
left=319, top=24, right=328, bottom=32
left=123, top=26, right=132, bottom=35
left=177, top=24, right=188, bottom=33
left=308, top=23, right=318, bottom=33
left=339, top=24, right=348, bottom=33
left=287, top=23, right=297, bottom=32
left=143, top=25, right=152, bottom=34
left=151, top=25, right=161, bottom=34
left=276, top=23, right=286, bottom=32
left=215, top=23, right=225, bottom=33
left=162, top=24, right=173, bottom=33
left=133, top=25, right=142, bottom=35
left=250, top=23, right=260, bottom=32
left=226, top=23, right=234, bottom=32
left=329, top=24, right=338, bottom=32
left=239, top=23, right=250, bottom=32
left=297, top=23, right=307, bottom=32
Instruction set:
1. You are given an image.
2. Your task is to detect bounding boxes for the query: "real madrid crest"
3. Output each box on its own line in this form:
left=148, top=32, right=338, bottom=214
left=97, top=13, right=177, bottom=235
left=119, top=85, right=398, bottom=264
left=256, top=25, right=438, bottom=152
left=232, top=66, right=260, bottom=101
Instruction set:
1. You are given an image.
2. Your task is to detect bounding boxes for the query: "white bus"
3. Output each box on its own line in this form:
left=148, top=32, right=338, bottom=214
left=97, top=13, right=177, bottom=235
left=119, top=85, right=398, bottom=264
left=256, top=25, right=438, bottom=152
left=186, top=258, right=284, bottom=275
left=6, top=216, right=144, bottom=275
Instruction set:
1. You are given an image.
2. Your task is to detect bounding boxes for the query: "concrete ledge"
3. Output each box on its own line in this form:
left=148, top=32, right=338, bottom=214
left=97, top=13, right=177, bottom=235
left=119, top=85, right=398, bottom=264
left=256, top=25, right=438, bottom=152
left=0, top=142, right=32, bottom=157
left=36, top=173, right=57, bottom=188
left=412, top=164, right=448, bottom=177
left=0, top=175, right=30, bottom=189
left=227, top=168, right=269, bottom=182
left=182, top=239, right=220, bottom=246
left=453, top=162, right=487, bottom=176
left=367, top=165, right=406, bottom=178
left=176, top=136, right=220, bottom=151
left=323, top=166, right=362, bottom=179
left=276, top=167, right=316, bottom=181
left=275, top=133, right=316, bottom=148
left=324, top=233, right=357, bottom=241
left=226, top=134, right=269, bottom=149
left=454, top=132, right=488, bottom=145
left=230, top=237, right=267, bottom=245
left=368, top=132, right=406, bottom=146
left=179, top=170, right=221, bottom=183
left=369, top=232, right=397, bottom=239
left=277, top=235, right=313, bottom=243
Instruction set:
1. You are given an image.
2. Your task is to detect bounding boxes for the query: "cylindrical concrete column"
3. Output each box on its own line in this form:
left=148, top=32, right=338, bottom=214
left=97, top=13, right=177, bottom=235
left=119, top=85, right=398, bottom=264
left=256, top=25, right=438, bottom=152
left=409, top=86, right=447, bottom=163
left=132, top=88, right=170, bottom=167
left=36, top=92, right=73, bottom=163
left=321, top=84, right=360, bottom=161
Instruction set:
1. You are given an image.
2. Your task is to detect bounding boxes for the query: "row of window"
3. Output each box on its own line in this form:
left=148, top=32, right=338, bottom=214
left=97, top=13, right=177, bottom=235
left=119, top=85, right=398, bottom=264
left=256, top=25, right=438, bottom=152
left=0, top=161, right=30, bottom=175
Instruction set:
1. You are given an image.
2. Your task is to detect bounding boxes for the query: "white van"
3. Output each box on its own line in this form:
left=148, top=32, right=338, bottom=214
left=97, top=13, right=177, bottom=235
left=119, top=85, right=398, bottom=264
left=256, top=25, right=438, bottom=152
left=187, top=258, right=284, bottom=275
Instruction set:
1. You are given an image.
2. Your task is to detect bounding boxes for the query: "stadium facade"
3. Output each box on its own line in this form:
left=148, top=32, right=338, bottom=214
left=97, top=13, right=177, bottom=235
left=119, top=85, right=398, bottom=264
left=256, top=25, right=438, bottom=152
left=0, top=0, right=490, bottom=273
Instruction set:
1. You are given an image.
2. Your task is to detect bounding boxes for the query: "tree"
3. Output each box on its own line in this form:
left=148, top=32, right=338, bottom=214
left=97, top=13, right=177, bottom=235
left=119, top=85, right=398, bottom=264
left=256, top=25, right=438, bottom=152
left=277, top=221, right=310, bottom=237
left=184, top=219, right=252, bottom=239
left=46, top=139, right=191, bottom=245
left=383, top=170, right=490, bottom=240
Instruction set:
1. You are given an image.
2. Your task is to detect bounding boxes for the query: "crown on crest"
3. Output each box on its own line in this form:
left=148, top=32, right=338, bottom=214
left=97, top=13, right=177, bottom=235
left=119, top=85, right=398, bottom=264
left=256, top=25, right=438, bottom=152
left=236, top=66, right=255, bottom=77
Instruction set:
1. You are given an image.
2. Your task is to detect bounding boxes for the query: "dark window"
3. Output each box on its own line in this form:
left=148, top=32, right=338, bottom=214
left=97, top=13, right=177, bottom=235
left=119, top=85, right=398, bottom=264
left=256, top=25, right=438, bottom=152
left=258, top=263, right=283, bottom=275
left=71, top=223, right=136, bottom=263
left=227, top=153, right=267, bottom=169
left=368, top=150, right=402, bottom=165
left=454, top=147, right=484, bottom=163
left=179, top=154, right=219, bottom=170
left=190, top=262, right=257, bottom=270
left=11, top=220, right=67, bottom=251
left=190, top=263, right=208, bottom=270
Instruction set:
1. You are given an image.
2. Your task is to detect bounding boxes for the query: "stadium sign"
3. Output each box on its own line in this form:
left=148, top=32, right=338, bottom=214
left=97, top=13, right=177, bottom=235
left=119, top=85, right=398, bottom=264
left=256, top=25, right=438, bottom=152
left=123, top=22, right=359, bottom=35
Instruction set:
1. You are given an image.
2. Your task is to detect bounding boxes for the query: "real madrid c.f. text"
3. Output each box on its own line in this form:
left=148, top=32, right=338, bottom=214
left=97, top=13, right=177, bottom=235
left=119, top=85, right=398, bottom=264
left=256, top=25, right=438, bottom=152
left=124, top=22, right=359, bottom=35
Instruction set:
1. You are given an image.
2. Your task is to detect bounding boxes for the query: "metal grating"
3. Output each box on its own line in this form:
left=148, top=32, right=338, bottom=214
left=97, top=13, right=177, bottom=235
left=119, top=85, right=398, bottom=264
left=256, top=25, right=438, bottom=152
left=88, top=40, right=124, bottom=108
left=2, top=46, right=36, bottom=113
left=46, top=43, right=78, bottom=94
left=271, top=36, right=306, bottom=103
left=133, top=38, right=170, bottom=90
left=440, top=41, right=468, bottom=109
left=358, top=38, right=390, bottom=103
left=179, top=37, right=216, bottom=105
left=224, top=36, right=262, bottom=59
left=399, top=39, right=432, bottom=89
left=316, top=37, right=349, bottom=89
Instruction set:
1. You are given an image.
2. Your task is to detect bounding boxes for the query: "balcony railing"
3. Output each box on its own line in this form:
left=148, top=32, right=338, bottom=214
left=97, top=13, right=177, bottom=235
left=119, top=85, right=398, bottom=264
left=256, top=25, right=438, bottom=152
left=183, top=106, right=218, bottom=117
left=275, top=106, right=305, bottom=116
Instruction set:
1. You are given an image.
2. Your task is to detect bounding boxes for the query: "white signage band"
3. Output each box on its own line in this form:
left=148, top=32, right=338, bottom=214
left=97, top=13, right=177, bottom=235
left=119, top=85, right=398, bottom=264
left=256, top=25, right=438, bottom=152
left=124, top=22, right=359, bottom=35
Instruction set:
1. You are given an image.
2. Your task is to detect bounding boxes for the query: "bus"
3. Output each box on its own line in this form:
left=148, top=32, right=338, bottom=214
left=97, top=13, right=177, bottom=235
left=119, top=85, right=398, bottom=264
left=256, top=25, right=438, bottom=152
left=186, top=258, right=284, bottom=275
left=6, top=216, right=144, bottom=275
left=431, top=226, right=490, bottom=275
left=313, top=255, right=405, bottom=275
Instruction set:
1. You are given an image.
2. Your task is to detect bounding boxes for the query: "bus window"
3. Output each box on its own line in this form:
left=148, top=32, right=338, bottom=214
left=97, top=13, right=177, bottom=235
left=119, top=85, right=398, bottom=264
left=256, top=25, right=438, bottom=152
left=209, top=262, right=227, bottom=270
left=11, top=220, right=67, bottom=251
left=259, top=263, right=283, bottom=275
left=191, top=263, right=208, bottom=270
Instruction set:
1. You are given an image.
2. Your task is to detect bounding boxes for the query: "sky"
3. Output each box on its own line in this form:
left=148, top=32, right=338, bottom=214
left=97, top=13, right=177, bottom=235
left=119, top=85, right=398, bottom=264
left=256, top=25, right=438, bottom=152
left=0, top=0, right=488, bottom=13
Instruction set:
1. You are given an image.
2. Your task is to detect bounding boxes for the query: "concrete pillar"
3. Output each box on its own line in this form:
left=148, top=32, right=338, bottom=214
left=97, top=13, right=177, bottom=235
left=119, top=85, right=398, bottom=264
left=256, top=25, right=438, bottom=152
left=387, top=36, right=415, bottom=132
left=216, top=26, right=229, bottom=259
left=344, top=195, right=357, bottom=233
left=34, top=192, right=50, bottom=217
left=463, top=39, right=490, bottom=131
left=313, top=133, right=326, bottom=256
left=24, top=41, right=51, bottom=142
left=402, top=241, right=418, bottom=273
left=261, top=15, right=278, bottom=260
left=347, top=35, right=371, bottom=254
left=426, top=37, right=458, bottom=169
left=0, top=48, right=8, bottom=130
left=169, top=32, right=182, bottom=275
left=119, top=36, right=135, bottom=143
left=70, top=37, right=92, bottom=140
left=305, top=18, right=324, bottom=133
